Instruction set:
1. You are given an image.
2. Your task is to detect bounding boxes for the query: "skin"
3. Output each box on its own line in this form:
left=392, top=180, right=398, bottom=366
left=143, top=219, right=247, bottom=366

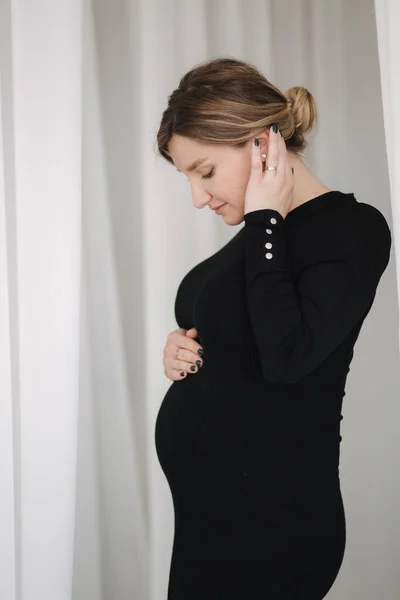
left=168, top=130, right=331, bottom=226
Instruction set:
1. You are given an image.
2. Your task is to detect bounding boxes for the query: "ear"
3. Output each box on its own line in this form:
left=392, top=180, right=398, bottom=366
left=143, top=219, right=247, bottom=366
left=248, top=129, right=271, bottom=155
left=259, top=129, right=271, bottom=156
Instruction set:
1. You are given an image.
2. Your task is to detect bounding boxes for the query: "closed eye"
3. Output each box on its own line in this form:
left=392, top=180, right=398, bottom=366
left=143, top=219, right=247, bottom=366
left=202, top=168, right=214, bottom=180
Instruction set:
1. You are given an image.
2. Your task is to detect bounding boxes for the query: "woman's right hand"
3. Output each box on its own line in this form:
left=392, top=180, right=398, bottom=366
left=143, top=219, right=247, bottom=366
left=163, top=327, right=204, bottom=381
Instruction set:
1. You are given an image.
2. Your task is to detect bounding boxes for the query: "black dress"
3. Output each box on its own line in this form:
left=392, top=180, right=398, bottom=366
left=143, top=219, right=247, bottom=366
left=155, top=190, right=391, bottom=599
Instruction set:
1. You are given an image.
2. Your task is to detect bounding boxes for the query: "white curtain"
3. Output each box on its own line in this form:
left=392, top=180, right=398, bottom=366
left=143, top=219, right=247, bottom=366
left=375, top=0, right=400, bottom=336
left=0, top=1, right=82, bottom=600
left=0, top=1, right=399, bottom=600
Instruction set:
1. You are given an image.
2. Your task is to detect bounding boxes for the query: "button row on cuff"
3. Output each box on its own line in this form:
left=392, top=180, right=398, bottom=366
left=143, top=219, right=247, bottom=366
left=243, top=209, right=287, bottom=273
left=265, top=217, right=278, bottom=259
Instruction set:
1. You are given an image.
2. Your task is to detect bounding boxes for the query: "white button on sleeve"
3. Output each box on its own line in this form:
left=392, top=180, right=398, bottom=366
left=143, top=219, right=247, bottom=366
left=243, top=208, right=290, bottom=278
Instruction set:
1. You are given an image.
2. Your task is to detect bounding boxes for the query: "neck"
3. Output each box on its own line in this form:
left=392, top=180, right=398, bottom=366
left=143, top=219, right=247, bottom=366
left=287, top=152, right=331, bottom=213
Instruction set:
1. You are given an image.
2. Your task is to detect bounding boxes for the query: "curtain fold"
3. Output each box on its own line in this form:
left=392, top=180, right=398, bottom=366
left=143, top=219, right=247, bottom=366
left=0, top=1, right=82, bottom=599
left=374, top=0, right=400, bottom=347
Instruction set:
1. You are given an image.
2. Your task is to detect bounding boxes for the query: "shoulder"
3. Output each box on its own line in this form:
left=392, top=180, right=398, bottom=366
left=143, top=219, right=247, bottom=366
left=312, top=194, right=392, bottom=277
left=337, top=197, right=392, bottom=275
left=327, top=194, right=391, bottom=245
left=356, top=200, right=391, bottom=233
left=349, top=199, right=391, bottom=250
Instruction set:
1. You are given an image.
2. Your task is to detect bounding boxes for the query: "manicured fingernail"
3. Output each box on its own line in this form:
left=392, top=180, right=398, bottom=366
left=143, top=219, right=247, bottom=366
left=196, top=360, right=202, bottom=368
left=272, top=124, right=278, bottom=134
left=180, top=372, right=185, bottom=376
left=198, top=348, right=204, bottom=356
left=254, top=138, right=259, bottom=146
left=190, top=365, right=196, bottom=372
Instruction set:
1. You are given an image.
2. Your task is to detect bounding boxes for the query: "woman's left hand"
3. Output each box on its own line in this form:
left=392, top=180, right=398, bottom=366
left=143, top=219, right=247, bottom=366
left=244, top=126, right=294, bottom=219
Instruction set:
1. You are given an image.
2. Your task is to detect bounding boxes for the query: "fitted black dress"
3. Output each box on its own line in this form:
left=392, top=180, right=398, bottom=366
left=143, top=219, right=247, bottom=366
left=155, top=191, right=391, bottom=599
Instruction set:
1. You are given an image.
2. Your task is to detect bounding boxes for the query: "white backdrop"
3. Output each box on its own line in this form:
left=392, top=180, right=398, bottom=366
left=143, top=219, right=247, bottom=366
left=0, top=1, right=399, bottom=600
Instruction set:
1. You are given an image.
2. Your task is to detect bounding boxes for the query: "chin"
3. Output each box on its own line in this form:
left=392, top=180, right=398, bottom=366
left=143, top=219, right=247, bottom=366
left=221, top=205, right=244, bottom=226
left=224, top=214, right=243, bottom=226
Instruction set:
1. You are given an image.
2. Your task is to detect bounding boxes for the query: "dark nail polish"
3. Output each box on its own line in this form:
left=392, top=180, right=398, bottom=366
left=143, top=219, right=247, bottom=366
left=190, top=365, right=196, bottom=372
left=198, top=348, right=204, bottom=356
left=254, top=139, right=259, bottom=146
left=272, top=124, right=278, bottom=134
left=196, top=360, right=202, bottom=368
left=180, top=372, right=185, bottom=376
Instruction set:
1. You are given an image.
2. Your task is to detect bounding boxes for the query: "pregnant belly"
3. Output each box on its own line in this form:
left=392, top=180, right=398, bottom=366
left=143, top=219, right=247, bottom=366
left=155, top=364, right=340, bottom=501
left=155, top=365, right=297, bottom=488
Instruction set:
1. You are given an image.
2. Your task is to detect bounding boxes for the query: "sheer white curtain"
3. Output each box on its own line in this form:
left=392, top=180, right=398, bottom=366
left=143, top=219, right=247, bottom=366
left=375, top=0, right=400, bottom=346
left=0, top=1, right=82, bottom=600
left=0, top=1, right=399, bottom=600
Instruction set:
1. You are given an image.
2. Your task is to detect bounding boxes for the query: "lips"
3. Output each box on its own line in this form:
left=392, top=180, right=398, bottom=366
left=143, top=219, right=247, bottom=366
left=212, top=203, right=226, bottom=211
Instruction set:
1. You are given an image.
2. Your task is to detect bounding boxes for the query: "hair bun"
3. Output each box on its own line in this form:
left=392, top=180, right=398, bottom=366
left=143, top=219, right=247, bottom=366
left=284, top=86, right=317, bottom=136
left=157, top=57, right=319, bottom=163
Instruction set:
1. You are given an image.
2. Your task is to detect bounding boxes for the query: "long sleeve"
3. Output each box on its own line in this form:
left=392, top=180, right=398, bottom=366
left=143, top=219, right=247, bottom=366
left=243, top=206, right=392, bottom=385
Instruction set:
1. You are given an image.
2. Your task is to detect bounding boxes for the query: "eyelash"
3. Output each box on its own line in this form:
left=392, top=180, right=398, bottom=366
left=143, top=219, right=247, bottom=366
left=202, top=168, right=214, bottom=180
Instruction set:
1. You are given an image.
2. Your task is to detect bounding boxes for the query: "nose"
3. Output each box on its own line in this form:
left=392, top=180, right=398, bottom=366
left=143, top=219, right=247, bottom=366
left=190, top=180, right=212, bottom=209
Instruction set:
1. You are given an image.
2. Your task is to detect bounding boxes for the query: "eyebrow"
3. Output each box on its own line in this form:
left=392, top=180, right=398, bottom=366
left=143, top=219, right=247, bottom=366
left=176, top=157, right=209, bottom=173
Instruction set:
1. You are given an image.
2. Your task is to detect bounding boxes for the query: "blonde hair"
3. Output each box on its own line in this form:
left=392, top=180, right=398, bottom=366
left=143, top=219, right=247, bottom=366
left=156, top=57, right=318, bottom=164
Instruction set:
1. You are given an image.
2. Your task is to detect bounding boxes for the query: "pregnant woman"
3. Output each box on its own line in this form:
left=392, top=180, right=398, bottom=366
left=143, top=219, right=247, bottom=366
left=154, top=57, right=391, bottom=599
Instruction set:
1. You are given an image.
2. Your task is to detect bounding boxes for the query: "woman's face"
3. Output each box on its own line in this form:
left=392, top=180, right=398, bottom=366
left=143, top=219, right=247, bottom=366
left=167, top=134, right=260, bottom=226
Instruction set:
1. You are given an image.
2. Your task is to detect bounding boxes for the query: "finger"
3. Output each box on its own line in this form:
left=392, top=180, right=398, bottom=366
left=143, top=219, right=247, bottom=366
left=276, top=131, right=287, bottom=179
left=250, top=137, right=263, bottom=179
left=180, top=337, right=204, bottom=357
left=169, top=332, right=203, bottom=356
left=163, top=346, right=202, bottom=372
left=173, top=346, right=203, bottom=366
left=285, top=156, right=291, bottom=183
left=166, top=368, right=187, bottom=381
left=283, top=136, right=292, bottom=182
left=164, top=350, right=202, bottom=377
left=172, top=359, right=200, bottom=374
left=265, top=125, right=280, bottom=172
left=186, top=328, right=198, bottom=338
left=278, top=133, right=293, bottom=185
left=168, top=329, right=185, bottom=342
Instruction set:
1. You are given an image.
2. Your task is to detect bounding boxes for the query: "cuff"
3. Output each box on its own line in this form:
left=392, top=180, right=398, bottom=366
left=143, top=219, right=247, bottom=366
left=244, top=209, right=290, bottom=280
